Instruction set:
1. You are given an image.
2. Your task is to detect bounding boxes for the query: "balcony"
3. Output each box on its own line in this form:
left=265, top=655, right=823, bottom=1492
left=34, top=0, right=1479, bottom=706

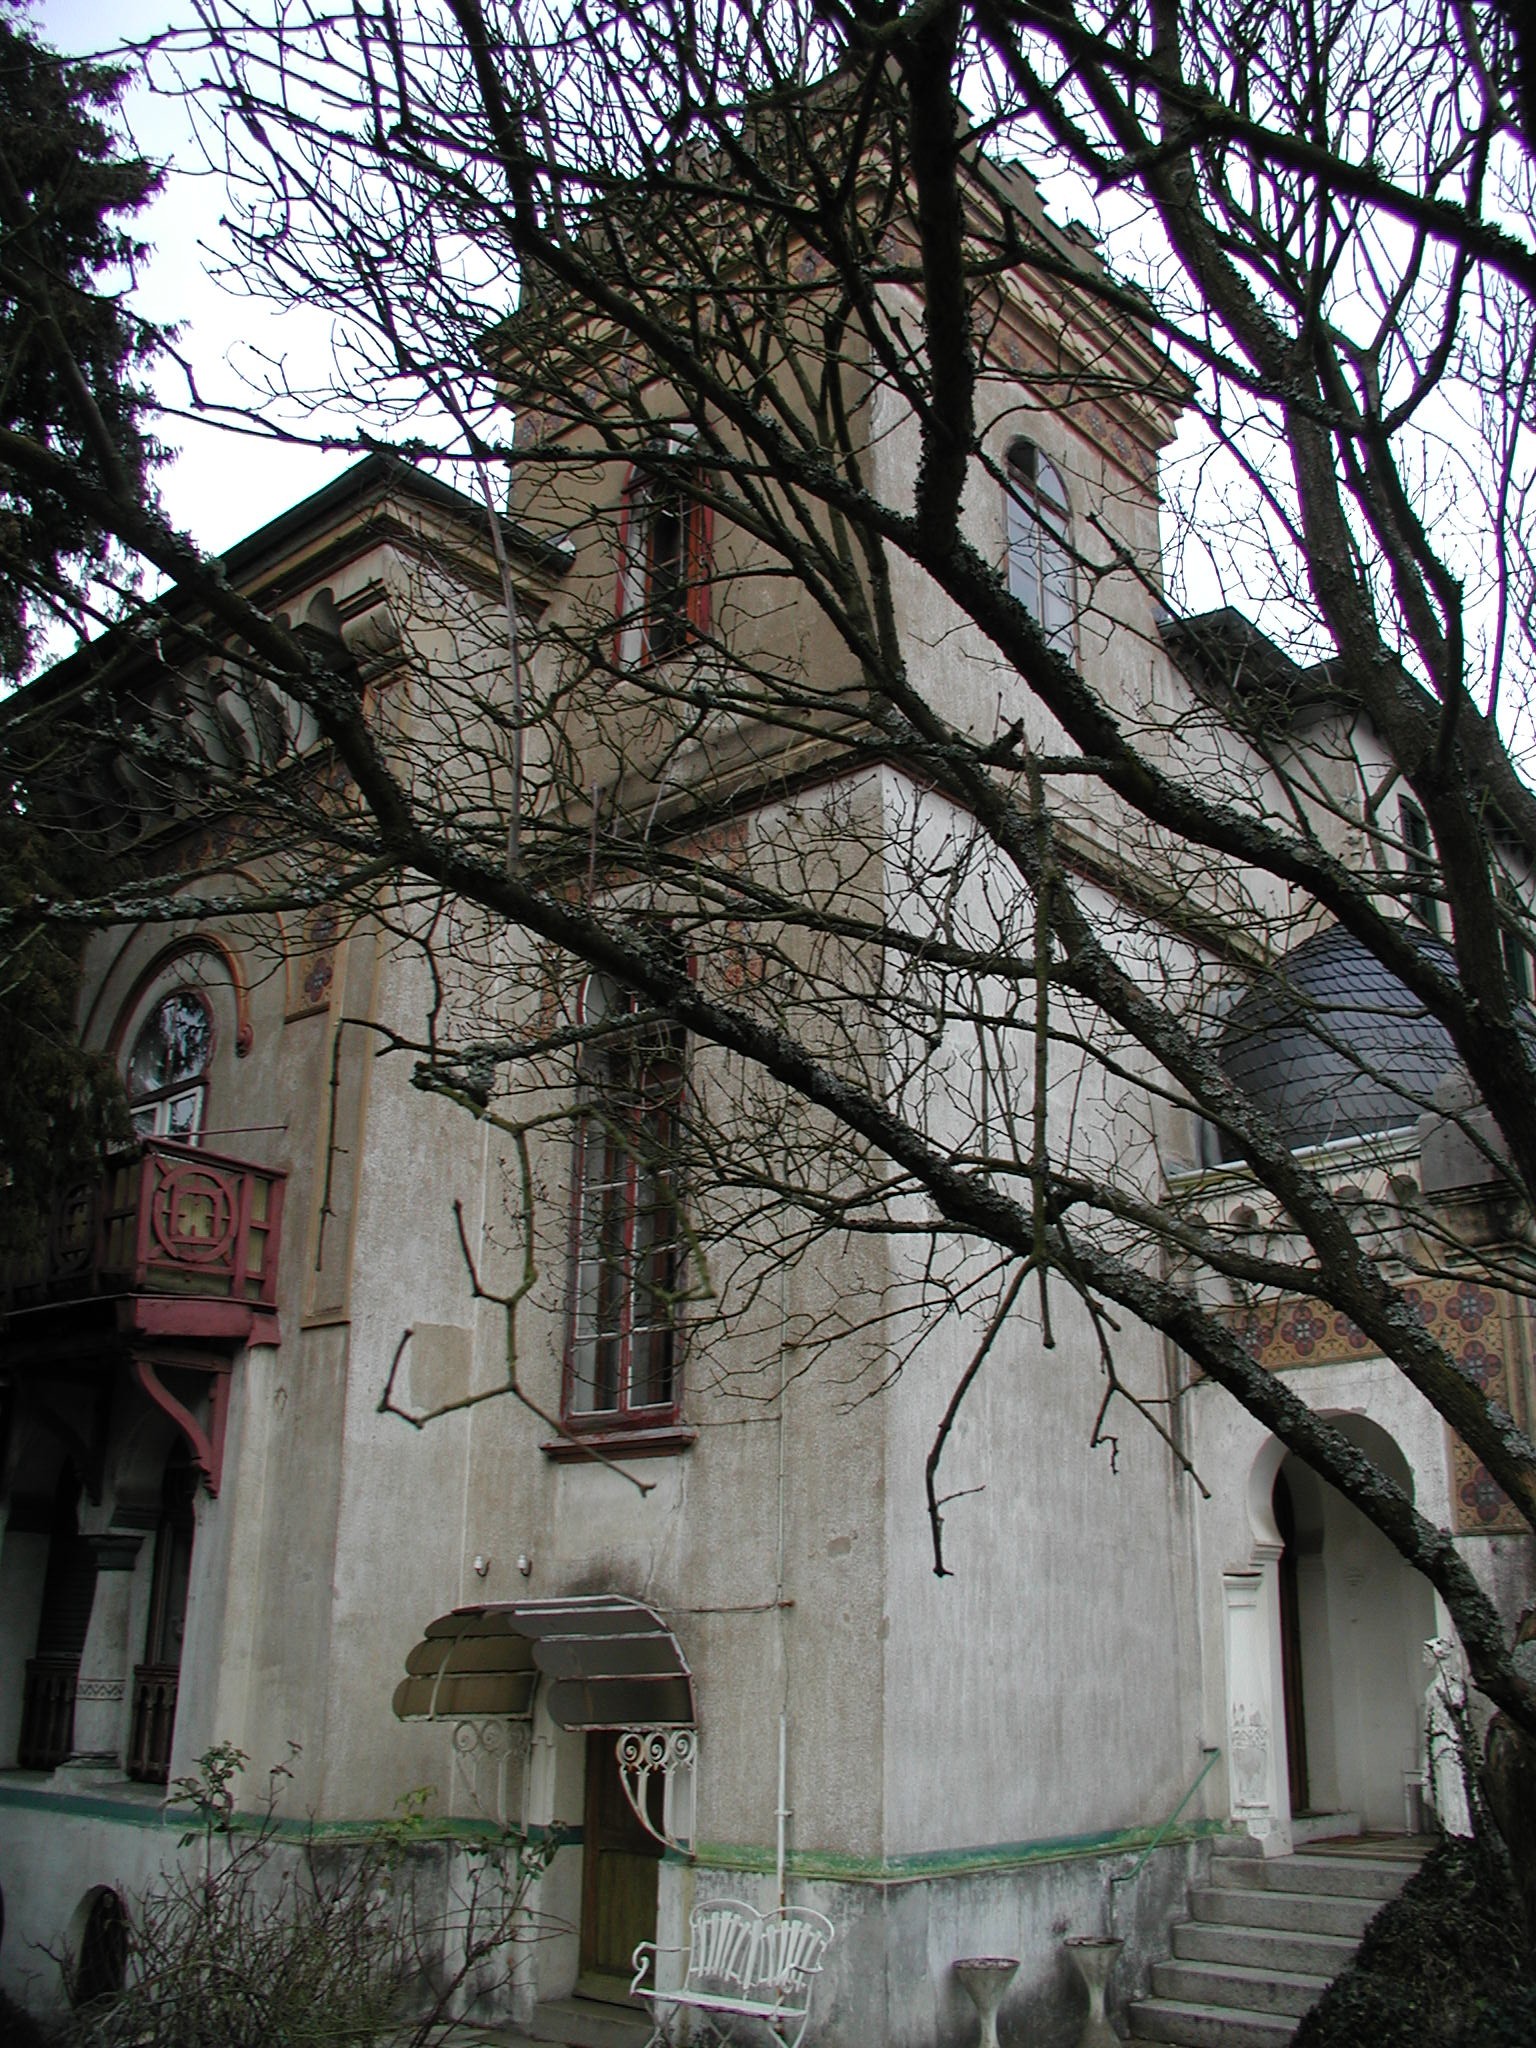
left=4, top=1139, right=286, bottom=1348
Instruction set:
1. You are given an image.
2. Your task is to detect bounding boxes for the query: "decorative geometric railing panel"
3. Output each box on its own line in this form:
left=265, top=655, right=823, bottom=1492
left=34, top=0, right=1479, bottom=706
left=8, top=1140, right=284, bottom=1313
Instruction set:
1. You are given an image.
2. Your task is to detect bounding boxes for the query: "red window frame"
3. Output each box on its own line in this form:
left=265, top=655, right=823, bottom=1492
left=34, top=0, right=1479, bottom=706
left=562, top=976, right=685, bottom=1431
left=615, top=455, right=711, bottom=667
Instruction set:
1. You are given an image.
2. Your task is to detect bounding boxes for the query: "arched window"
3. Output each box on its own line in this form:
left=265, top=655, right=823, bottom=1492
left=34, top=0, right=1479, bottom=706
left=565, top=974, right=684, bottom=1428
left=126, top=990, right=213, bottom=1142
left=617, top=451, right=709, bottom=666
left=1005, top=439, right=1075, bottom=656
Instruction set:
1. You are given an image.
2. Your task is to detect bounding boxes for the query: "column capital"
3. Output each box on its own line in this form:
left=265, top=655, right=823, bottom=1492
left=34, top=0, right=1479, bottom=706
left=86, top=1532, right=144, bottom=1572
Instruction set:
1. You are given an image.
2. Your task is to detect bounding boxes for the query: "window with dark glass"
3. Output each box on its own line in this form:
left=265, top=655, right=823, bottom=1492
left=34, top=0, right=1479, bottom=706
left=127, top=990, right=213, bottom=1141
left=618, top=458, right=708, bottom=666
left=128, top=1446, right=195, bottom=1784
left=565, top=975, right=683, bottom=1428
left=1499, top=885, right=1532, bottom=1000
left=1400, top=800, right=1439, bottom=932
left=1005, top=439, right=1075, bottom=656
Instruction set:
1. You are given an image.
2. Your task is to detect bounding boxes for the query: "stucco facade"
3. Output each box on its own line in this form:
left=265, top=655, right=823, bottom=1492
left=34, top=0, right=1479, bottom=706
left=2, top=185, right=1534, bottom=2048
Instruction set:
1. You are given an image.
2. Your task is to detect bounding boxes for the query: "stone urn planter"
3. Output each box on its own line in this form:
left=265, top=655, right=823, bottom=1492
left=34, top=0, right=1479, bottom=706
left=1064, top=1935, right=1123, bottom=2048
left=953, top=1955, right=1020, bottom=2048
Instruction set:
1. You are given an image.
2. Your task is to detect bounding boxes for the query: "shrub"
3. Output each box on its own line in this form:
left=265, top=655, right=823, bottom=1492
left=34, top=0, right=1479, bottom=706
left=1293, top=1838, right=1529, bottom=2048
left=58, top=1744, right=555, bottom=2048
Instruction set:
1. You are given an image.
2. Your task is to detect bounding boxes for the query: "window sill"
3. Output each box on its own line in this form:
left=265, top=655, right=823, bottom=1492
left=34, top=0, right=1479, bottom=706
left=541, top=1424, right=697, bottom=1463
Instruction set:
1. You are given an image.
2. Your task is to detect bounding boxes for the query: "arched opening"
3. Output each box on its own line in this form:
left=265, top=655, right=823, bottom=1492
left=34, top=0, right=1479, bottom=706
left=1004, top=438, right=1075, bottom=655
left=68, top=1886, right=128, bottom=2008
left=1271, top=1418, right=1435, bottom=1833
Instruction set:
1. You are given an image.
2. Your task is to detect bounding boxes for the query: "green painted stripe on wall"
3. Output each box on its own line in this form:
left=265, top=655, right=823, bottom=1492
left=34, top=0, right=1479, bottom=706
left=0, top=1781, right=578, bottom=1852
left=0, top=1780, right=1223, bottom=1882
left=0, top=1780, right=192, bottom=1831
left=678, top=1817, right=1227, bottom=1883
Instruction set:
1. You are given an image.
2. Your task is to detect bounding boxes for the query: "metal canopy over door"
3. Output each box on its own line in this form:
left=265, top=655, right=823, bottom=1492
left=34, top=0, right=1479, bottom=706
left=392, top=1594, right=694, bottom=1728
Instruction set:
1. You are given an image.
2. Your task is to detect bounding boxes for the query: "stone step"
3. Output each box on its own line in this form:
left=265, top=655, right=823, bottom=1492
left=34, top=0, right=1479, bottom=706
left=1188, top=1884, right=1378, bottom=1939
left=1128, top=1843, right=1426, bottom=2048
left=1289, top=1810, right=1361, bottom=1846
left=1125, top=1997, right=1296, bottom=2048
left=1151, top=1958, right=1331, bottom=2019
left=1211, top=1851, right=1415, bottom=1902
left=1173, top=1918, right=1359, bottom=1978
left=521, top=1999, right=652, bottom=2048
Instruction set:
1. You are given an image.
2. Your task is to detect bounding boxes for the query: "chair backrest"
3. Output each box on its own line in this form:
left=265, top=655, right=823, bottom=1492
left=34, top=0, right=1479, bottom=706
left=745, top=1909, right=834, bottom=2008
left=687, top=1900, right=759, bottom=1994
left=686, top=1900, right=835, bottom=2014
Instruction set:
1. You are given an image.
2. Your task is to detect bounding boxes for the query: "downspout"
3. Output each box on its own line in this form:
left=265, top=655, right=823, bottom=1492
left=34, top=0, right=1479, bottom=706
left=776, top=1259, right=791, bottom=1908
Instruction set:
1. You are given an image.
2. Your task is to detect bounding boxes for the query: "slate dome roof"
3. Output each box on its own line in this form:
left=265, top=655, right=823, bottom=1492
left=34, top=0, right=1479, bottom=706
left=1215, top=924, right=1460, bottom=1159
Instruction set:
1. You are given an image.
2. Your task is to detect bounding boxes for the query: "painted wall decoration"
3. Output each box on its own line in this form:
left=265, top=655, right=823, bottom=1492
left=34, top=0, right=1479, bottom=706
left=1229, top=1278, right=1527, bottom=1535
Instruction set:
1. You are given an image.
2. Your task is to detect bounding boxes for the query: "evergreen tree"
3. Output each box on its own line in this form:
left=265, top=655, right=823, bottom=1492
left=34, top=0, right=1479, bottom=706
left=0, top=7, right=162, bottom=678
left=0, top=11, right=157, bottom=1253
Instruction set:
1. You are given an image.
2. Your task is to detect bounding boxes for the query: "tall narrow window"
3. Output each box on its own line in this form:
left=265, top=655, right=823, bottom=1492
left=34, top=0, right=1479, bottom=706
left=1005, top=439, right=1075, bottom=656
left=618, top=455, right=708, bottom=666
left=127, top=990, right=212, bottom=1141
left=1499, top=885, right=1532, bottom=1000
left=1400, top=800, right=1439, bottom=932
left=565, top=975, right=684, bottom=1429
left=128, top=1446, right=195, bottom=1784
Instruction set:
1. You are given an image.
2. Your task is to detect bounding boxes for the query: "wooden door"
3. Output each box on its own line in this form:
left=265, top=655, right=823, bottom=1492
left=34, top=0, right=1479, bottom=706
left=579, top=1732, right=661, bottom=2002
left=1274, top=1468, right=1312, bottom=1816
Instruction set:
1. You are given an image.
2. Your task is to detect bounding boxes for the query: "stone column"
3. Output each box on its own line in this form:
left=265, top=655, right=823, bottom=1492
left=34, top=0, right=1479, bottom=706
left=62, top=1533, right=143, bottom=1775
left=1221, top=1553, right=1292, bottom=1855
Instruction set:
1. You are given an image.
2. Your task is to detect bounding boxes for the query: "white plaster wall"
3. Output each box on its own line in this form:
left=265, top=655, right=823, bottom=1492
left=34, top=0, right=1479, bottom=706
left=0, top=1799, right=191, bottom=2015
left=861, top=771, right=1207, bottom=1857
left=879, top=1280, right=1202, bottom=1856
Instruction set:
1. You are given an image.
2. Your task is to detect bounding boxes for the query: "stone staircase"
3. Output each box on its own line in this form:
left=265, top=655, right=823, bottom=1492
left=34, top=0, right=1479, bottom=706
left=1125, top=1841, right=1424, bottom=2048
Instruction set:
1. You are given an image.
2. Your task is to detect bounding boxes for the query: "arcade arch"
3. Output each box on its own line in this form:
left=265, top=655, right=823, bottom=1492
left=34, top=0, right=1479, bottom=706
left=1269, top=1418, right=1435, bottom=1833
left=1229, top=1416, right=1436, bottom=1842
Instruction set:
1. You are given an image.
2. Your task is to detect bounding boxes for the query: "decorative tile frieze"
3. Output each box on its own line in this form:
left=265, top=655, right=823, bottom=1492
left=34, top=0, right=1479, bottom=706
left=75, top=1679, right=126, bottom=1703
left=1228, top=1277, right=1526, bottom=1535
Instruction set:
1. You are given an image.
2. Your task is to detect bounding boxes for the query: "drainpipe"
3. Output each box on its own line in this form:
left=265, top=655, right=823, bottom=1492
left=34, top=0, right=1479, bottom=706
left=777, top=1714, right=789, bottom=1910
left=776, top=1263, right=790, bottom=1909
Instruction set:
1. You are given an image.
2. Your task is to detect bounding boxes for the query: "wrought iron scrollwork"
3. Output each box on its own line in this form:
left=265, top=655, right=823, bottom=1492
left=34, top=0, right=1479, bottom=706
left=450, top=1716, right=531, bottom=1828
left=617, top=1727, right=696, bottom=1854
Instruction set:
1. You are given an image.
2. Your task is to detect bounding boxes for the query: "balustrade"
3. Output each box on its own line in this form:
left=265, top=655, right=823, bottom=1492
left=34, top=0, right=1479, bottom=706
left=127, top=1665, right=180, bottom=1783
left=19, top=1657, right=77, bottom=1770
left=6, top=1139, right=284, bottom=1326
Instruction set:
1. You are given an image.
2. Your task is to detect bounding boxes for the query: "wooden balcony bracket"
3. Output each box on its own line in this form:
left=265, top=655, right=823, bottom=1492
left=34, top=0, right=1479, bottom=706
left=131, top=1356, right=232, bottom=1496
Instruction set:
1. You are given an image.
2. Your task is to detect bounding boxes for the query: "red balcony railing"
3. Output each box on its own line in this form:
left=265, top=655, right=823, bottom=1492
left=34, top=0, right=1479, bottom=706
left=6, top=1141, right=285, bottom=1334
left=127, top=1665, right=180, bottom=1784
left=19, top=1657, right=77, bottom=1770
